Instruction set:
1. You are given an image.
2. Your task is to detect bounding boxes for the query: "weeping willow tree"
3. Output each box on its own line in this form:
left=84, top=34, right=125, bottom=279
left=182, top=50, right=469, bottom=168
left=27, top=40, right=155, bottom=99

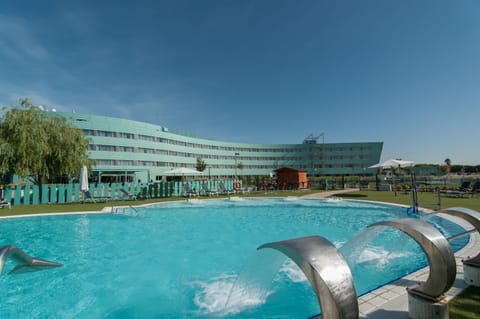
left=0, top=98, right=93, bottom=185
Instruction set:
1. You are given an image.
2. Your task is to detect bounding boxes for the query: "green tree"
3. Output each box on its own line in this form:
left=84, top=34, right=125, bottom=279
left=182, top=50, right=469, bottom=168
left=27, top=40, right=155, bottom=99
left=444, top=158, right=452, bottom=175
left=236, top=162, right=244, bottom=179
left=43, top=115, right=93, bottom=182
left=0, top=98, right=92, bottom=184
left=196, top=157, right=207, bottom=172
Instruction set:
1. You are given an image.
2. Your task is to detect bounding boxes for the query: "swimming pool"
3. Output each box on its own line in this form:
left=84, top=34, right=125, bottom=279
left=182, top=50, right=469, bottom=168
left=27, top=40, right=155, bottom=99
left=0, top=198, right=467, bottom=318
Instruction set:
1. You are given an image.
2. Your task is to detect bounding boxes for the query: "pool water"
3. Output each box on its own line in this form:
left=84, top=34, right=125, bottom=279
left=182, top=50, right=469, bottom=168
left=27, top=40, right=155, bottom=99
left=0, top=198, right=467, bottom=318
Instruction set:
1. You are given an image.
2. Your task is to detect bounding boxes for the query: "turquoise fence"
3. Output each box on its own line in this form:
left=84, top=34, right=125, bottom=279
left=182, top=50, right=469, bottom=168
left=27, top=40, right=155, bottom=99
left=0, top=180, right=234, bottom=207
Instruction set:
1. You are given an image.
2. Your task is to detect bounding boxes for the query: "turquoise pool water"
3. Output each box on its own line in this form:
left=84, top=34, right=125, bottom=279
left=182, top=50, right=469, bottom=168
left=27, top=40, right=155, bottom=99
left=0, top=198, right=467, bottom=318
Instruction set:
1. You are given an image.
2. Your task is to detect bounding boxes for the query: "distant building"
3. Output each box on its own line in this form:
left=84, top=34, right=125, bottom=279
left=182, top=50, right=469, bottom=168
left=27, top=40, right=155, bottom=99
left=55, top=112, right=383, bottom=183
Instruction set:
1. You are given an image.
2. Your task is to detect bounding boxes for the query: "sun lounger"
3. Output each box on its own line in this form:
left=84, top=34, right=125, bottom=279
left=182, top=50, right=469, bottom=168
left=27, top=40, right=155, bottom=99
left=121, top=189, right=137, bottom=200
left=182, top=184, right=198, bottom=198
left=136, top=185, right=151, bottom=199
left=0, top=200, right=11, bottom=209
left=81, top=190, right=94, bottom=203
left=218, top=182, right=235, bottom=195
left=470, top=181, right=480, bottom=196
left=200, top=183, right=218, bottom=196
left=82, top=190, right=111, bottom=203
left=458, top=181, right=472, bottom=192
left=441, top=181, right=472, bottom=198
left=239, top=186, right=252, bottom=194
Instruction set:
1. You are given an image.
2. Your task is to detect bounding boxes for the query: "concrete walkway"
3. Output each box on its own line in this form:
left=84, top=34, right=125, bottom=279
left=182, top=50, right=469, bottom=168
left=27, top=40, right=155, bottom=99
left=301, top=188, right=360, bottom=198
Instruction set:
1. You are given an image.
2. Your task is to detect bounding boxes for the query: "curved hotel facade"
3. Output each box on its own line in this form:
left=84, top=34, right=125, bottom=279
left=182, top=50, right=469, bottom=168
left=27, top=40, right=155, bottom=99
left=59, top=112, right=383, bottom=183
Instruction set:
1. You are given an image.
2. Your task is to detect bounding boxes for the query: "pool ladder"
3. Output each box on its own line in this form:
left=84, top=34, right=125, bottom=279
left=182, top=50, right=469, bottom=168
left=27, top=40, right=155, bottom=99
left=0, top=245, right=62, bottom=276
left=112, top=205, right=139, bottom=216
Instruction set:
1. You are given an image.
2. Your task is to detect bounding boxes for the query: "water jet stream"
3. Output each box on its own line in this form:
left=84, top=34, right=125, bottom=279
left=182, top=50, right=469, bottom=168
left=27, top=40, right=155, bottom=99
left=0, top=245, right=62, bottom=275
left=368, top=218, right=456, bottom=300
left=258, top=236, right=359, bottom=319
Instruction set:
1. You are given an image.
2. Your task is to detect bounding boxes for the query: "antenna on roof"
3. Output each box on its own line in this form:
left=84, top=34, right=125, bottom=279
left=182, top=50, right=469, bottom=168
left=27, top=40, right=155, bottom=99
left=303, top=133, right=325, bottom=144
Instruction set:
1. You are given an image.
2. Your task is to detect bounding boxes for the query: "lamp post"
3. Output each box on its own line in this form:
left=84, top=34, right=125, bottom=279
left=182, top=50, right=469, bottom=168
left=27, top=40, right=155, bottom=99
left=234, top=153, right=240, bottom=178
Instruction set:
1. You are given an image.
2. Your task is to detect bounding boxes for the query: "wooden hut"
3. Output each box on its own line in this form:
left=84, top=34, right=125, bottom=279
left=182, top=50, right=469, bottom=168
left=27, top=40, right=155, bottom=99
left=276, top=167, right=308, bottom=190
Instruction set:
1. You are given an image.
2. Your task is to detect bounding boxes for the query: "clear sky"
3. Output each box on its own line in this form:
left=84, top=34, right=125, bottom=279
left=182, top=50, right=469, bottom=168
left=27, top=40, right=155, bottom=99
left=1, top=1, right=479, bottom=165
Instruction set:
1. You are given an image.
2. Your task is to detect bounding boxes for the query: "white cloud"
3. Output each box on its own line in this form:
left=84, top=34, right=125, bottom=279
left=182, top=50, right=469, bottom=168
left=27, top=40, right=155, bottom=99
left=0, top=82, right=65, bottom=110
left=0, top=15, right=50, bottom=62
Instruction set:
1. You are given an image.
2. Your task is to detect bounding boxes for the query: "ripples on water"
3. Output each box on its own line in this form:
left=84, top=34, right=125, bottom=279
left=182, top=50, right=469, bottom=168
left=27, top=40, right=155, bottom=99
left=0, top=198, right=467, bottom=318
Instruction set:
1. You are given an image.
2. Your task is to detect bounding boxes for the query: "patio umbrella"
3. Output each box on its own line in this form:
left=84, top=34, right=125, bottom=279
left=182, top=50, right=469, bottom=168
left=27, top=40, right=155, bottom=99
left=368, top=159, right=414, bottom=169
left=369, top=159, right=416, bottom=209
left=164, top=167, right=202, bottom=176
left=80, top=165, right=89, bottom=193
left=369, top=159, right=415, bottom=182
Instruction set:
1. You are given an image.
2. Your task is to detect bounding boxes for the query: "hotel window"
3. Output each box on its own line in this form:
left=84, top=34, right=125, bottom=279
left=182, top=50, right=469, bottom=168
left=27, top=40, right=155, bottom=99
left=118, top=132, right=134, bottom=139
left=98, top=145, right=115, bottom=151
left=97, top=159, right=114, bottom=165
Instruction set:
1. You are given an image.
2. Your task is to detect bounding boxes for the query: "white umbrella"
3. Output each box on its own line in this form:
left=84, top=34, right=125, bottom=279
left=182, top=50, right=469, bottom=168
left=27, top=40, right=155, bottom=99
left=369, top=159, right=415, bottom=199
left=370, top=159, right=420, bottom=213
left=163, top=167, right=202, bottom=176
left=369, top=159, right=414, bottom=169
left=80, top=165, right=89, bottom=192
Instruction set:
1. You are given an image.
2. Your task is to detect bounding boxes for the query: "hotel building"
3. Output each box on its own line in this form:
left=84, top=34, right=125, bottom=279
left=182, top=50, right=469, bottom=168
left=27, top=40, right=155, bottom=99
left=58, top=112, right=383, bottom=183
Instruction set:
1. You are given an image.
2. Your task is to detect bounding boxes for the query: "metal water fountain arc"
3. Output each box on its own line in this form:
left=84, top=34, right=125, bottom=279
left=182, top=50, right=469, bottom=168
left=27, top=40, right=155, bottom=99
left=433, top=207, right=480, bottom=267
left=258, top=235, right=359, bottom=319
left=0, top=245, right=62, bottom=276
left=368, top=218, right=456, bottom=300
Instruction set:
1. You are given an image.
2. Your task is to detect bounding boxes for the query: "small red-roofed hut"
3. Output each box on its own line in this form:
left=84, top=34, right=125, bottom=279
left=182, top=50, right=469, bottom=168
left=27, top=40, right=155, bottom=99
left=276, top=167, right=308, bottom=190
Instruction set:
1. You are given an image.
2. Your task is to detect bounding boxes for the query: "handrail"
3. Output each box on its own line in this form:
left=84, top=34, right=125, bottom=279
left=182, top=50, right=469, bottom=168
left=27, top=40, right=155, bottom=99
left=128, top=205, right=138, bottom=213
left=111, top=205, right=138, bottom=216
left=447, top=228, right=476, bottom=241
left=0, top=245, right=62, bottom=276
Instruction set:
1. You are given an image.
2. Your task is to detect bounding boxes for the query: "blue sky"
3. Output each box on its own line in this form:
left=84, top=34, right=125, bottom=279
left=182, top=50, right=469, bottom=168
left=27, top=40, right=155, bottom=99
left=1, top=1, right=479, bottom=165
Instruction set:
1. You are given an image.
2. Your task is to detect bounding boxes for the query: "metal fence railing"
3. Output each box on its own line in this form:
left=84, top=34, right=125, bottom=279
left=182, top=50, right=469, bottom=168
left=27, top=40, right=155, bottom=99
left=1, top=180, right=235, bottom=207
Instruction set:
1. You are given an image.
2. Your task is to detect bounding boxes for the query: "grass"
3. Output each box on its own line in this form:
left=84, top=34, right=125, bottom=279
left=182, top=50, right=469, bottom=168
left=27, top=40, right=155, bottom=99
left=1, top=188, right=478, bottom=318
left=2, top=189, right=478, bottom=216
left=338, top=190, right=480, bottom=211
left=0, top=189, right=320, bottom=217
left=449, top=286, right=480, bottom=319
left=0, top=197, right=181, bottom=217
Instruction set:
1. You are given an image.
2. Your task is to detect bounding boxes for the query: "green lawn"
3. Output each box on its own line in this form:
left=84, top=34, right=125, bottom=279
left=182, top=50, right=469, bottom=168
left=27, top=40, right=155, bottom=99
left=0, top=189, right=319, bottom=217
left=339, top=190, right=480, bottom=211
left=449, top=286, right=480, bottom=319
left=0, top=197, right=181, bottom=217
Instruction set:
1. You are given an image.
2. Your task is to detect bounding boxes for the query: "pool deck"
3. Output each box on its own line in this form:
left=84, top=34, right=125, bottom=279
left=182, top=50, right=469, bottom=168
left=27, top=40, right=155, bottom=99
left=303, top=189, right=479, bottom=318
left=301, top=188, right=361, bottom=198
